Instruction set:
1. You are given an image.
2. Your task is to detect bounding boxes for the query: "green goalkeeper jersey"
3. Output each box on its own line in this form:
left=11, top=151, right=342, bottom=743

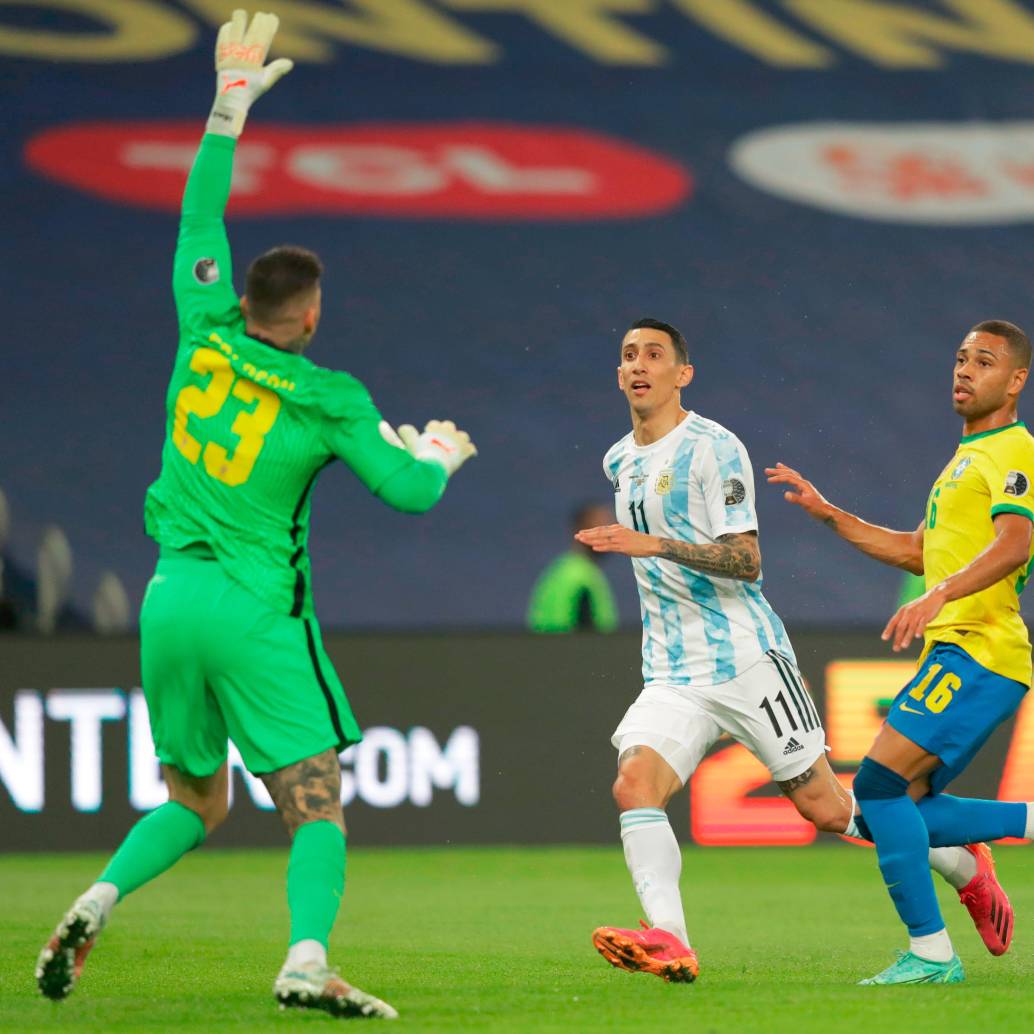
left=144, top=133, right=446, bottom=618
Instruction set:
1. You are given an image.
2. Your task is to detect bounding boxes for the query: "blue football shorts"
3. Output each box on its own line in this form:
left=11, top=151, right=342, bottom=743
left=887, top=642, right=1027, bottom=794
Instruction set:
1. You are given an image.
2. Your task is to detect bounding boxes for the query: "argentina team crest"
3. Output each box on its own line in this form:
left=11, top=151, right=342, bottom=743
left=654, top=469, right=673, bottom=495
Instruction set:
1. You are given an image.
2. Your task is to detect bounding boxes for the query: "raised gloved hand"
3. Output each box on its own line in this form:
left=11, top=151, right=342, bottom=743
left=397, top=420, right=478, bottom=477
left=206, top=9, right=293, bottom=139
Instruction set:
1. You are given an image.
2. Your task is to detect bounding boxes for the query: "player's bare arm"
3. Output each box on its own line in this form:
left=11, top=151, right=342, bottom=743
left=765, top=462, right=924, bottom=573
left=261, top=748, right=345, bottom=837
left=882, top=511, right=1032, bottom=651
left=574, top=525, right=760, bottom=582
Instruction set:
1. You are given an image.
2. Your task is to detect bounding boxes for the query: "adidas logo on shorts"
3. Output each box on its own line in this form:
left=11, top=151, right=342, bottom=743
left=782, top=737, right=805, bottom=756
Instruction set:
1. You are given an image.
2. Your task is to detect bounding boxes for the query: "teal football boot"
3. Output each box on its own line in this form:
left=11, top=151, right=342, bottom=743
left=859, top=950, right=965, bottom=986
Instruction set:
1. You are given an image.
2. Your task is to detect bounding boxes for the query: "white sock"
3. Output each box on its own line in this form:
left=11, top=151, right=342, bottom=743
left=927, top=846, right=977, bottom=890
left=842, top=793, right=861, bottom=838
left=909, top=928, right=954, bottom=963
left=285, top=939, right=326, bottom=970
left=843, top=816, right=863, bottom=838
left=619, top=808, right=690, bottom=948
left=81, top=881, right=119, bottom=923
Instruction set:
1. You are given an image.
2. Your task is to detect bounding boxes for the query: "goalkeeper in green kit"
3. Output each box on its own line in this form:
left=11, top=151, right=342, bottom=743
left=35, top=10, right=474, bottom=1020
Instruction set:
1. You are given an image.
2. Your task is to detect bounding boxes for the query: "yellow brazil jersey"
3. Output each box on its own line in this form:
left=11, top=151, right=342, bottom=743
left=922, top=421, right=1034, bottom=685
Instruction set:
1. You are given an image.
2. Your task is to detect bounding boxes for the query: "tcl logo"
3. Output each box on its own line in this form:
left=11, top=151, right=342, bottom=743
left=25, top=121, right=691, bottom=220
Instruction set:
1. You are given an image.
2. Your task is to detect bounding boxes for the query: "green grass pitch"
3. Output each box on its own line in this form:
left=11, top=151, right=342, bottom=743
left=4, top=844, right=1034, bottom=1032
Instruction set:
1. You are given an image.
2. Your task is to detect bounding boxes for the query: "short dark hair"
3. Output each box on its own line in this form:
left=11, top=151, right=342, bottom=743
left=970, top=319, right=1031, bottom=369
left=245, top=245, right=323, bottom=323
left=628, top=317, right=688, bottom=364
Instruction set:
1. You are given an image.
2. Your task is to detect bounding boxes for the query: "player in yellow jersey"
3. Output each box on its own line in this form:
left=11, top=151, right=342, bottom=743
left=768, top=320, right=1034, bottom=985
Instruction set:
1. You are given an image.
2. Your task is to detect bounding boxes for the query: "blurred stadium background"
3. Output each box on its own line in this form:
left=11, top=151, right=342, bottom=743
left=4, top=1, right=1034, bottom=850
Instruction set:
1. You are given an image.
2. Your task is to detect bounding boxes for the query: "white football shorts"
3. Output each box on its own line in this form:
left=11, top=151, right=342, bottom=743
left=612, top=651, right=826, bottom=784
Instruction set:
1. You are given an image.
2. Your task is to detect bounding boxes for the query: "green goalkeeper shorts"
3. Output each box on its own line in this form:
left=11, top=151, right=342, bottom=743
left=139, top=550, right=361, bottom=777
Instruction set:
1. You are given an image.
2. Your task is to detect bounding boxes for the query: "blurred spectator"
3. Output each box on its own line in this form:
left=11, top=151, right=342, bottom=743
left=92, top=571, right=131, bottom=635
left=527, top=503, right=619, bottom=633
left=0, top=550, right=33, bottom=631
left=0, top=488, right=94, bottom=632
left=897, top=570, right=926, bottom=610
left=37, top=524, right=73, bottom=634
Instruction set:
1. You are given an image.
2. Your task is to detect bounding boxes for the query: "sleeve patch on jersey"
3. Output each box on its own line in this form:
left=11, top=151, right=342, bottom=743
left=722, top=477, right=746, bottom=506
left=192, top=257, right=220, bottom=285
left=1005, top=471, right=1030, bottom=497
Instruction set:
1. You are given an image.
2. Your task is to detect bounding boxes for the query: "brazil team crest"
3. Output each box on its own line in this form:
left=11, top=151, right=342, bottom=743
left=654, top=469, right=673, bottom=495
left=950, top=456, right=972, bottom=481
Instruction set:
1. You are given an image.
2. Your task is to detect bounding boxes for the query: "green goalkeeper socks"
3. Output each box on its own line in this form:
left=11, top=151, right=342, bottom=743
left=287, top=821, right=346, bottom=947
left=97, top=807, right=344, bottom=947
left=98, top=801, right=205, bottom=899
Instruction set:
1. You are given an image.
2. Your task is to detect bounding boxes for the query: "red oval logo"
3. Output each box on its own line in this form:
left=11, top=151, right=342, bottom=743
left=25, top=121, right=691, bottom=220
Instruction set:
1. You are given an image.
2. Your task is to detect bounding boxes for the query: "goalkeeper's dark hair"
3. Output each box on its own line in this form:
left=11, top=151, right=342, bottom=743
left=628, top=317, right=689, bottom=364
left=245, top=245, right=323, bottom=323
left=970, top=319, right=1031, bottom=370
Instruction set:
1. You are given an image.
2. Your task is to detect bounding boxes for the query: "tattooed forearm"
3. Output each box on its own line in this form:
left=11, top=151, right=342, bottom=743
left=261, top=747, right=344, bottom=836
left=657, top=532, right=761, bottom=582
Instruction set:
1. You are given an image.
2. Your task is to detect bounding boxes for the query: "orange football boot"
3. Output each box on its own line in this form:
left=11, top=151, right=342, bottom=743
left=592, top=921, right=698, bottom=983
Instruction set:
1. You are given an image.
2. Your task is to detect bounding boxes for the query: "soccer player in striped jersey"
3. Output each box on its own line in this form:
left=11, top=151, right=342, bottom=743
left=581, top=319, right=1007, bottom=983
left=769, top=320, right=1034, bottom=985
left=35, top=11, right=474, bottom=1019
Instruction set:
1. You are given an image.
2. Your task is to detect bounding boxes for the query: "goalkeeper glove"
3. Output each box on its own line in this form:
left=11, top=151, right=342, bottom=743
left=397, top=420, right=478, bottom=477
left=206, top=9, right=293, bottom=139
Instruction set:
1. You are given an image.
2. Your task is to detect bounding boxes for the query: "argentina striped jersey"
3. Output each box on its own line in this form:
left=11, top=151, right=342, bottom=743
left=603, top=411, right=794, bottom=686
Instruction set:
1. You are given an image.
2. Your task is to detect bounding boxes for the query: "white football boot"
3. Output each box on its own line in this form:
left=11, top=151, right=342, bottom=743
left=36, top=896, right=106, bottom=1000
left=274, top=962, right=399, bottom=1019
